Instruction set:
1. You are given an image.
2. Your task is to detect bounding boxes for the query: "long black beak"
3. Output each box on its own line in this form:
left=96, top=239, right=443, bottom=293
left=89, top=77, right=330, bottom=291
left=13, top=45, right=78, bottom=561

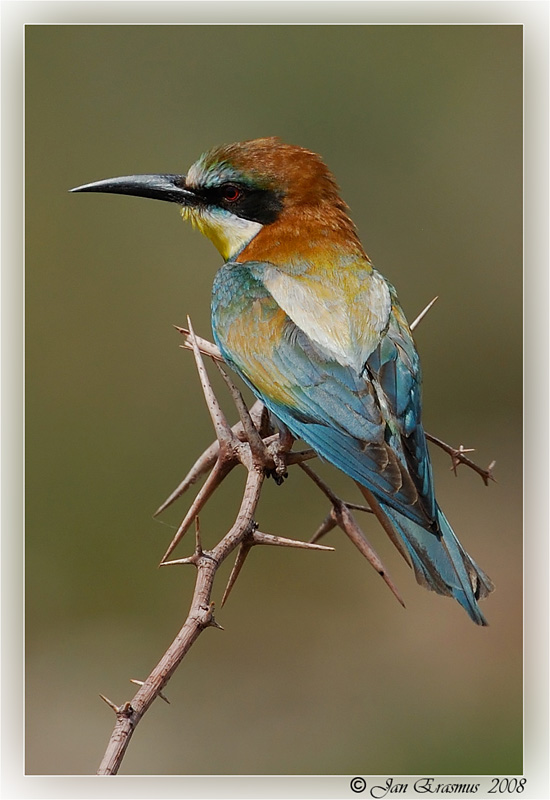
left=70, top=174, right=199, bottom=205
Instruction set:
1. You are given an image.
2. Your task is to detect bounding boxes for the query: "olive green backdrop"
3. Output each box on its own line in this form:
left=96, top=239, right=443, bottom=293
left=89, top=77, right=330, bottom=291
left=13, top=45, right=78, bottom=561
left=25, top=24, right=522, bottom=776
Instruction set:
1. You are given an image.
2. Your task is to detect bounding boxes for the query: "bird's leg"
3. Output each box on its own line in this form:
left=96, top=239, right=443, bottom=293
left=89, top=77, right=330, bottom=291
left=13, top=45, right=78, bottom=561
left=265, top=420, right=295, bottom=484
left=277, top=423, right=295, bottom=458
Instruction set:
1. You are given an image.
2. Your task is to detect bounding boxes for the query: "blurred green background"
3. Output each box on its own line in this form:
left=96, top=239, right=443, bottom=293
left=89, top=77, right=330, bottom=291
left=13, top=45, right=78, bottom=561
left=25, top=24, right=522, bottom=776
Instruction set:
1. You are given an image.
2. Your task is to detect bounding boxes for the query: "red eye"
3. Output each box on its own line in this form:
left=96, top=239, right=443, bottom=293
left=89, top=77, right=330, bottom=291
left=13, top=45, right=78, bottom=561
left=222, top=184, right=241, bottom=202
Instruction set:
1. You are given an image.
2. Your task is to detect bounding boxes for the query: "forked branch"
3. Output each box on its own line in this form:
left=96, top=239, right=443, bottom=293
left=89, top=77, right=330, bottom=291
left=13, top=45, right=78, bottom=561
left=97, top=323, right=332, bottom=774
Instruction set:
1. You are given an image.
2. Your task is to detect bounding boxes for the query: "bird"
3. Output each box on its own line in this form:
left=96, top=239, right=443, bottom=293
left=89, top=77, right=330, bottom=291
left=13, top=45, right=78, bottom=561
left=71, top=137, right=493, bottom=624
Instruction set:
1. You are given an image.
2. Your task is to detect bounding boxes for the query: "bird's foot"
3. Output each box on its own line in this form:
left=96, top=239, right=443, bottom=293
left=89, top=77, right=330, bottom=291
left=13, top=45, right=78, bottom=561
left=266, top=464, right=289, bottom=485
left=265, top=426, right=295, bottom=484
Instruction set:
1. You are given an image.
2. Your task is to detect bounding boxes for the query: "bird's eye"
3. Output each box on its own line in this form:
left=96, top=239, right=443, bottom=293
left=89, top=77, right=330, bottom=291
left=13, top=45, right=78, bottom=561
left=221, top=184, right=242, bottom=203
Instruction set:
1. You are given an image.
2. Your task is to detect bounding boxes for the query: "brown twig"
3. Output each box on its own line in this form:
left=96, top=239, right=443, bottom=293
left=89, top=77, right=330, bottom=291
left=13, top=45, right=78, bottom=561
left=424, top=433, right=496, bottom=486
left=98, top=471, right=261, bottom=774
left=97, top=322, right=330, bottom=774
left=299, top=463, right=405, bottom=607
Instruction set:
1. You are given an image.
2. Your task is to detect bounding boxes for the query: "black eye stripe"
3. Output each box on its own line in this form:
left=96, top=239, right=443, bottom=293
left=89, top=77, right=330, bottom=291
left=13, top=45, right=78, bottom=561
left=200, top=183, right=284, bottom=225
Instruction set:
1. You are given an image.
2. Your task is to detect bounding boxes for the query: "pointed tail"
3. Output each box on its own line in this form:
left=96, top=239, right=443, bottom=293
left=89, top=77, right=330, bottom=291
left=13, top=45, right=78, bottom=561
left=358, top=485, right=494, bottom=625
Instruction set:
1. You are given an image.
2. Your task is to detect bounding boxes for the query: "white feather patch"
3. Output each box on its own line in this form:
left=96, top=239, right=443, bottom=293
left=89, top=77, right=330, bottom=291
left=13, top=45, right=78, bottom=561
left=260, top=265, right=391, bottom=373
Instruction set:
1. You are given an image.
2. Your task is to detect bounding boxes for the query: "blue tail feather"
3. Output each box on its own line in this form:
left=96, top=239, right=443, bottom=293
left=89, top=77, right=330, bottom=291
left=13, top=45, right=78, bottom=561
left=381, top=503, right=494, bottom=625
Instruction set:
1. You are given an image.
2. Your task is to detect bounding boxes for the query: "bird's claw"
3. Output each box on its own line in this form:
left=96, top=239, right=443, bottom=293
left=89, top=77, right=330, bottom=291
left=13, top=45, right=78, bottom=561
left=266, top=465, right=288, bottom=485
left=265, top=437, right=291, bottom=483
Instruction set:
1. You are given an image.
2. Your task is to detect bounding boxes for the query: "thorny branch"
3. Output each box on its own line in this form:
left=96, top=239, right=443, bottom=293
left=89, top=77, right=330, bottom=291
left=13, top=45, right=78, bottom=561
left=97, top=299, right=495, bottom=775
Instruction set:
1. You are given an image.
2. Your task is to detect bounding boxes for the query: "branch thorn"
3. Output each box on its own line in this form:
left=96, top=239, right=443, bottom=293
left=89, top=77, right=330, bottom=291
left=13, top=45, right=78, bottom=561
left=186, top=317, right=235, bottom=448
left=299, top=463, right=406, bottom=607
left=410, top=296, right=439, bottom=331
left=99, top=695, right=132, bottom=716
left=174, top=325, right=224, bottom=360
left=221, top=540, right=253, bottom=607
left=253, top=529, right=334, bottom=551
left=197, top=602, right=224, bottom=630
left=99, top=694, right=119, bottom=713
left=310, top=510, right=338, bottom=543
left=130, top=679, right=170, bottom=704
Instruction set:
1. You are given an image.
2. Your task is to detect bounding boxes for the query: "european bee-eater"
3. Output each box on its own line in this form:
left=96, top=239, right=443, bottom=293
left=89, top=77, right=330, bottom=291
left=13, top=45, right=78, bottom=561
left=72, top=137, right=493, bottom=624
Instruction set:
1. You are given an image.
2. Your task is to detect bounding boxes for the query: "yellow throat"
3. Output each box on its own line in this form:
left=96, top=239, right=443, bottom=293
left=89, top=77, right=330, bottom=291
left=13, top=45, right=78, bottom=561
left=182, top=206, right=263, bottom=261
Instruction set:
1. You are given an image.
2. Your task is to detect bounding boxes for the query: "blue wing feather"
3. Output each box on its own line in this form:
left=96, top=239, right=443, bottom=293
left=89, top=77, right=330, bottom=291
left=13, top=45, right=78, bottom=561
left=212, top=260, right=493, bottom=623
